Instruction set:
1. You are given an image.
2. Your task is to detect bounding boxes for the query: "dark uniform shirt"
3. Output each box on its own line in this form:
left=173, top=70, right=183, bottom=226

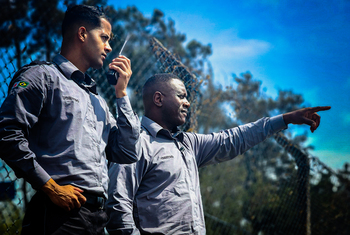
left=0, top=54, right=140, bottom=197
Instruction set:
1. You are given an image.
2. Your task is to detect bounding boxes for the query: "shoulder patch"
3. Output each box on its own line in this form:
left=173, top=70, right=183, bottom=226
left=8, top=60, right=52, bottom=94
left=13, top=81, right=29, bottom=89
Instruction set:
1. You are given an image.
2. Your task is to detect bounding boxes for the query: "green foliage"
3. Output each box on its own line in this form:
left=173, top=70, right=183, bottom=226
left=0, top=0, right=30, bottom=47
left=0, top=0, right=31, bottom=68
left=26, top=0, right=64, bottom=61
left=310, top=164, right=350, bottom=234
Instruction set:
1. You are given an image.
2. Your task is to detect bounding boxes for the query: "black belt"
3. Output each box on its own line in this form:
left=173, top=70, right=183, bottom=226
left=83, top=193, right=106, bottom=210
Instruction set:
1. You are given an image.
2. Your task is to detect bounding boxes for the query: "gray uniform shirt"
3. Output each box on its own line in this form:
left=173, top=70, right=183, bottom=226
left=0, top=54, right=140, bottom=197
left=106, top=115, right=287, bottom=234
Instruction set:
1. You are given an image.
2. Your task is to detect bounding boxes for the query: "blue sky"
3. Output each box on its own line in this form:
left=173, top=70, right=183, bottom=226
left=108, top=0, right=350, bottom=170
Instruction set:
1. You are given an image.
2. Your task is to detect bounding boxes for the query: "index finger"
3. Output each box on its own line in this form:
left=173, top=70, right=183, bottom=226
left=73, top=187, right=84, bottom=193
left=309, top=106, right=331, bottom=112
left=73, top=191, right=87, bottom=205
left=73, top=187, right=86, bottom=200
left=72, top=195, right=82, bottom=209
left=117, top=55, right=131, bottom=66
left=77, top=194, right=87, bottom=205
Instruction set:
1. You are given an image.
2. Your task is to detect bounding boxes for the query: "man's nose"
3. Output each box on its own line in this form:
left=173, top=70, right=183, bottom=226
left=184, top=99, right=190, bottom=108
left=105, top=42, right=112, bottom=53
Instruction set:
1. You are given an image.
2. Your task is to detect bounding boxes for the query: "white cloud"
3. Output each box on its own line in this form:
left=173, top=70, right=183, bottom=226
left=210, top=30, right=272, bottom=60
left=213, top=40, right=272, bottom=59
left=208, top=30, right=273, bottom=89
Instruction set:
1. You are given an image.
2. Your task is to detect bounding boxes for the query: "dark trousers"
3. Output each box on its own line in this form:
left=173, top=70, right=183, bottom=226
left=21, top=191, right=108, bottom=235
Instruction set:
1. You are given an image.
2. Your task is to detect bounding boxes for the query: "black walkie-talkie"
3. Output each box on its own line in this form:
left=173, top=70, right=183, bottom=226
left=107, top=34, right=130, bottom=85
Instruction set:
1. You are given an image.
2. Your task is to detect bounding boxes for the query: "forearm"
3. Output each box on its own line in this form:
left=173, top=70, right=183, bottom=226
left=0, top=124, right=50, bottom=189
left=0, top=67, right=50, bottom=188
left=107, top=96, right=141, bottom=164
left=195, top=115, right=287, bottom=167
left=234, top=115, right=287, bottom=150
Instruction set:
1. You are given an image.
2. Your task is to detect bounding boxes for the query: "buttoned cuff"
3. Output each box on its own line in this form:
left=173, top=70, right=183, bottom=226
left=26, top=158, right=51, bottom=189
left=116, top=96, right=133, bottom=116
left=269, top=114, right=288, bottom=133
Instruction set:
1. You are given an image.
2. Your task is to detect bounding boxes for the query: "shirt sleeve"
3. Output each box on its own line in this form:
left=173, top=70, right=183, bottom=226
left=105, top=96, right=141, bottom=164
left=0, top=66, right=51, bottom=189
left=185, top=115, right=287, bottom=168
left=106, top=160, right=144, bottom=235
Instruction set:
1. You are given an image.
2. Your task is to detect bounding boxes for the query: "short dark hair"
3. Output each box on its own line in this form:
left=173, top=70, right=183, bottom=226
left=142, top=73, right=182, bottom=105
left=143, top=73, right=181, bottom=94
left=62, top=4, right=109, bottom=37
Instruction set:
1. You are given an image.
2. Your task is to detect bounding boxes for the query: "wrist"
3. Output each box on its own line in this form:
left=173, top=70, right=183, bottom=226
left=115, top=90, right=127, bottom=98
left=282, top=113, right=291, bottom=125
left=41, top=178, right=59, bottom=195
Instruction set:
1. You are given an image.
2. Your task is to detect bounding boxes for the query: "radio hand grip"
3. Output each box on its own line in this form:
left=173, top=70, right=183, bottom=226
left=106, top=69, right=118, bottom=85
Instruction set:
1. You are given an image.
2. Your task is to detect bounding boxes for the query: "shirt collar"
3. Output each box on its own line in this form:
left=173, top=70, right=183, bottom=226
left=141, top=116, right=183, bottom=140
left=53, top=54, right=98, bottom=94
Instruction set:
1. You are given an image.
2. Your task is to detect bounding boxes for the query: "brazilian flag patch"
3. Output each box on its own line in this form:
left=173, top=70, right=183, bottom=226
left=13, top=81, right=29, bottom=88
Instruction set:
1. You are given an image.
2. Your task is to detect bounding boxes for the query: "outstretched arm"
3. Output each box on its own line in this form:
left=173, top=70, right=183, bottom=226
left=282, top=106, right=331, bottom=133
left=191, top=106, right=331, bottom=168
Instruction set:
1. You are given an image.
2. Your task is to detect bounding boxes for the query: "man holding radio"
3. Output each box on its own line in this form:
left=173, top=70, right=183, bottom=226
left=0, top=4, right=140, bottom=235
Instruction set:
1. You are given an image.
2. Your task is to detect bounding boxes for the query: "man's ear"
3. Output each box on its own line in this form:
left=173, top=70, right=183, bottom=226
left=153, top=91, right=163, bottom=107
left=78, top=27, right=87, bottom=42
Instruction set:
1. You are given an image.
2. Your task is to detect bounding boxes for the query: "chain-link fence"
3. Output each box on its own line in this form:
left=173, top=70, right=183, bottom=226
left=1, top=1, right=350, bottom=235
